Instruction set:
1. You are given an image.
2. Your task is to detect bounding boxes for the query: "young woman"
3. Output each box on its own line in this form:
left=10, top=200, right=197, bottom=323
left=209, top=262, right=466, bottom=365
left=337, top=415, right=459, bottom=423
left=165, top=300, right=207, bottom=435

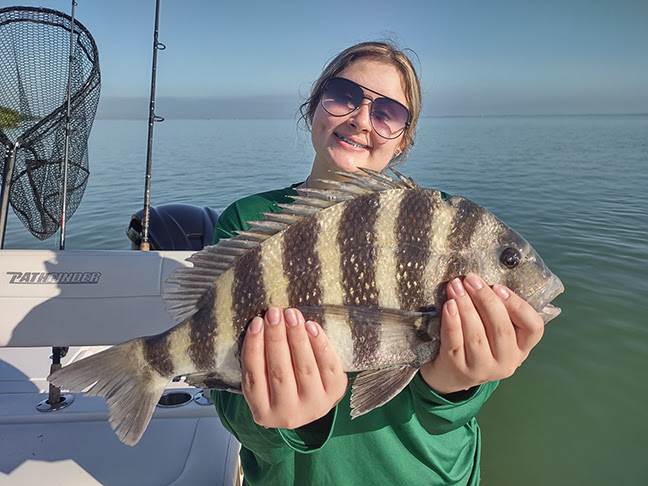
left=211, top=42, right=545, bottom=485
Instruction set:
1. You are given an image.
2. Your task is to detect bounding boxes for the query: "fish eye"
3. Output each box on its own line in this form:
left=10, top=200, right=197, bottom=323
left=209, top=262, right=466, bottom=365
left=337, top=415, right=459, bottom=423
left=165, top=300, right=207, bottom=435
left=500, top=248, right=522, bottom=269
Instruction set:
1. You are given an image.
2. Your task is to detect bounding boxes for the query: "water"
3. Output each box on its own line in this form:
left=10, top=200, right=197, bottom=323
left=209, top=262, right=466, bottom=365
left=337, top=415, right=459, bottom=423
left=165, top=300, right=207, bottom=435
left=3, top=115, right=647, bottom=485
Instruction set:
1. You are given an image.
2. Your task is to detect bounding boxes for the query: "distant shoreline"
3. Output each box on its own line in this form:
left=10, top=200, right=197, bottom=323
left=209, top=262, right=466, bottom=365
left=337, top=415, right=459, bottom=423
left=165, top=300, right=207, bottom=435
left=95, top=96, right=648, bottom=121
left=94, top=113, right=648, bottom=121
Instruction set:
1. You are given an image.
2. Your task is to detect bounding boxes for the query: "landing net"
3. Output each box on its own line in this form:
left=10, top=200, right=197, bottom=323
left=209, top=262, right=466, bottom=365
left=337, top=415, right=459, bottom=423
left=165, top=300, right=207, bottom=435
left=0, top=6, right=100, bottom=240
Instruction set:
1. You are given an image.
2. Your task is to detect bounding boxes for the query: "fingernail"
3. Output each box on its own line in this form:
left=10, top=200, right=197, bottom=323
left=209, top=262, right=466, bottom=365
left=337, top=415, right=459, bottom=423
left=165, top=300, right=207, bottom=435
left=267, top=307, right=281, bottom=326
left=465, top=273, right=483, bottom=290
left=451, top=278, right=466, bottom=296
left=305, top=321, right=319, bottom=337
left=249, top=317, right=263, bottom=334
left=494, top=284, right=510, bottom=299
left=446, top=299, right=458, bottom=316
left=285, top=308, right=298, bottom=327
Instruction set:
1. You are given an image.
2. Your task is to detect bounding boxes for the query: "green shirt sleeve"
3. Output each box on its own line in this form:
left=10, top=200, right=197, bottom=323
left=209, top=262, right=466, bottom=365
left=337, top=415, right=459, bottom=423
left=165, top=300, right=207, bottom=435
left=410, top=374, right=499, bottom=434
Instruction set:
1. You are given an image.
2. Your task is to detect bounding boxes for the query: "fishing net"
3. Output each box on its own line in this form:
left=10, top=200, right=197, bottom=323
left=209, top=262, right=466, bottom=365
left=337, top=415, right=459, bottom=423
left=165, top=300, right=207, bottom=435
left=0, top=6, right=100, bottom=241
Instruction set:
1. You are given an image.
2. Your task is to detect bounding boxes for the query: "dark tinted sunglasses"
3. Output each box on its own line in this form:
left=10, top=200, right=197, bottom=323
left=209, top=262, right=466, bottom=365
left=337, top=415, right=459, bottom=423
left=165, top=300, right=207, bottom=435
left=321, top=77, right=411, bottom=140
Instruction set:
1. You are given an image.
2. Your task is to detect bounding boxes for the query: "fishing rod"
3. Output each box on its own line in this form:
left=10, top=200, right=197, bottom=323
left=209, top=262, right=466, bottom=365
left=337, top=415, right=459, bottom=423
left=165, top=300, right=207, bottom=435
left=0, top=141, right=19, bottom=248
left=139, top=0, right=165, bottom=251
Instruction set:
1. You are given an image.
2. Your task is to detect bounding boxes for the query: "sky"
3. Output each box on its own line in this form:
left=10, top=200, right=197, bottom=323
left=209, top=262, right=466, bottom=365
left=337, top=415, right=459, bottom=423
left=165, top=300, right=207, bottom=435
left=3, top=0, right=647, bottom=118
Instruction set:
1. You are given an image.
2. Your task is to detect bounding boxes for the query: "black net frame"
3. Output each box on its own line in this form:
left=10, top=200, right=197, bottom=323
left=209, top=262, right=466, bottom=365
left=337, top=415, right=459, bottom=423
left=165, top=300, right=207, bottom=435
left=0, top=6, right=100, bottom=241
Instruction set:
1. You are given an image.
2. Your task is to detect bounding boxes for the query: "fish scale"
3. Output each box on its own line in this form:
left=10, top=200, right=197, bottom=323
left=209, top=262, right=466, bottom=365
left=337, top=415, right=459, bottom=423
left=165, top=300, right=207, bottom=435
left=49, top=169, right=564, bottom=445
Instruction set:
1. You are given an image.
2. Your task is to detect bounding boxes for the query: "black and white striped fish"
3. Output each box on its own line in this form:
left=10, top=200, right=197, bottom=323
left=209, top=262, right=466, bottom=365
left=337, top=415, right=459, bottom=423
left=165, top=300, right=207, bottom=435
left=49, top=169, right=564, bottom=445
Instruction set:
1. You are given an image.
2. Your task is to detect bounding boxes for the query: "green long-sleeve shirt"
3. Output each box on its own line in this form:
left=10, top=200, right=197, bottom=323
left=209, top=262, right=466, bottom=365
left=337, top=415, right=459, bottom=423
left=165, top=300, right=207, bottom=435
left=211, top=184, right=498, bottom=486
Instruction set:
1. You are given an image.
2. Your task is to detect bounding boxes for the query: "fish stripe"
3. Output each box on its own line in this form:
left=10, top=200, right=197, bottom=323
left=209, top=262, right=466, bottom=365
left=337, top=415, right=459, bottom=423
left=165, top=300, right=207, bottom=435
left=260, top=233, right=290, bottom=308
left=283, top=216, right=322, bottom=307
left=167, top=325, right=196, bottom=375
left=232, top=250, right=266, bottom=331
left=316, top=205, right=345, bottom=305
left=143, top=332, right=174, bottom=377
left=395, top=189, right=434, bottom=311
left=213, top=268, right=236, bottom=370
left=422, top=191, right=458, bottom=306
left=374, top=190, right=402, bottom=309
left=337, top=193, right=381, bottom=367
left=187, top=299, right=218, bottom=370
left=338, top=193, right=381, bottom=307
left=447, top=197, right=482, bottom=251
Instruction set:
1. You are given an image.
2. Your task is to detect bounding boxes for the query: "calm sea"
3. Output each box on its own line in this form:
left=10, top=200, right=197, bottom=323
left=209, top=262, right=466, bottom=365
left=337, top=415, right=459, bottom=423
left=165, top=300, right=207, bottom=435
left=4, top=115, right=648, bottom=485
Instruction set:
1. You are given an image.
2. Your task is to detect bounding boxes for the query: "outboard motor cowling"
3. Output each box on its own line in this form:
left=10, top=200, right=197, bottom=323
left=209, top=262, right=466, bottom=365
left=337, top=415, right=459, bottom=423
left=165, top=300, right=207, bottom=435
left=127, top=204, right=219, bottom=251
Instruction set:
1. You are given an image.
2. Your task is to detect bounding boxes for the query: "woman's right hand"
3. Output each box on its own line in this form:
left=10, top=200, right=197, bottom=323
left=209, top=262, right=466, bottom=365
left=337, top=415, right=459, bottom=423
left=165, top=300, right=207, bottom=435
left=240, top=307, right=348, bottom=430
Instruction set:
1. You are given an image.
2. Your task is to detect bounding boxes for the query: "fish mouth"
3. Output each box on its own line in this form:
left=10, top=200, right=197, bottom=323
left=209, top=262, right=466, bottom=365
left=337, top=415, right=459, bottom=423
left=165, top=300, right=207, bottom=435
left=527, top=274, right=565, bottom=324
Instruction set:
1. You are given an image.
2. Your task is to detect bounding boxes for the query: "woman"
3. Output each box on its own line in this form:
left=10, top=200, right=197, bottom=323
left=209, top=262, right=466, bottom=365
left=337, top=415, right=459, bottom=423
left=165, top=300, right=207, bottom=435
left=211, top=42, right=545, bottom=485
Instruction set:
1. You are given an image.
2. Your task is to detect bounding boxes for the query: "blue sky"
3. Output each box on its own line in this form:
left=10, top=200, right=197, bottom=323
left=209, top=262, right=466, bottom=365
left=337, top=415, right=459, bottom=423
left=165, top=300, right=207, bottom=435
left=5, top=0, right=648, bottom=117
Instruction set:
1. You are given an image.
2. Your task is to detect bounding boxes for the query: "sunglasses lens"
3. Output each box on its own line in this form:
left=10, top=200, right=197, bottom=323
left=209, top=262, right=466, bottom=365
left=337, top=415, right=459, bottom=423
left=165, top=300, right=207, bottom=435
left=321, top=78, right=363, bottom=116
left=370, top=98, right=410, bottom=139
left=321, top=77, right=410, bottom=139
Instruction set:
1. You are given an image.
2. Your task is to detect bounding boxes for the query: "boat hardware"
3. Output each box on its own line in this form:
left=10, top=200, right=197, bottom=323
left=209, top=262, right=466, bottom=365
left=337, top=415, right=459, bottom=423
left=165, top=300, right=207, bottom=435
left=157, top=390, right=193, bottom=408
left=194, top=390, right=214, bottom=406
left=37, top=346, right=75, bottom=412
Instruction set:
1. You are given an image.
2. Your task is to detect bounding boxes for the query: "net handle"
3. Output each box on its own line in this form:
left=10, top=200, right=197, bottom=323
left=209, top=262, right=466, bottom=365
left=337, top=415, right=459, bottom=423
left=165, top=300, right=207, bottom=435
left=59, top=0, right=77, bottom=250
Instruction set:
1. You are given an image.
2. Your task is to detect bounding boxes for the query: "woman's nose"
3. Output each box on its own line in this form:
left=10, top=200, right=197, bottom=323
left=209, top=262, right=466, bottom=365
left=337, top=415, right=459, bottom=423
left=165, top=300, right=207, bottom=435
left=347, top=99, right=372, bottom=131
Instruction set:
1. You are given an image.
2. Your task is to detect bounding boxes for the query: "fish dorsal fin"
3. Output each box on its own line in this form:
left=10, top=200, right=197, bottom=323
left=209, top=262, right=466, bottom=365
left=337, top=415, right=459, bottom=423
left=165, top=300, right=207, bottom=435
left=163, top=169, right=417, bottom=323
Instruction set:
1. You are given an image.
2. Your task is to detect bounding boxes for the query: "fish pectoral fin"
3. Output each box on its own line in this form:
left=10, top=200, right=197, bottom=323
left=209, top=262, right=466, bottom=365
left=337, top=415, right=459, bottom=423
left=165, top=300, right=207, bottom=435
left=184, top=372, right=242, bottom=393
left=299, top=305, right=440, bottom=349
left=350, top=365, right=419, bottom=418
left=298, top=305, right=438, bottom=338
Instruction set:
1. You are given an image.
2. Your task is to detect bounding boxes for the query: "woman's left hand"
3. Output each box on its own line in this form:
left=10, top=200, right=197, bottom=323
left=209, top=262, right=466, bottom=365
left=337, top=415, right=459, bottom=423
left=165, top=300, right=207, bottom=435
left=419, top=273, right=545, bottom=395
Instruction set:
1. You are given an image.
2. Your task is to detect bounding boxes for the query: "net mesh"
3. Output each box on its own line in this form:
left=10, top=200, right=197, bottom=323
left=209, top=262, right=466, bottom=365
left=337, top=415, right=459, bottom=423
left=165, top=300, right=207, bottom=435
left=0, top=6, right=100, bottom=240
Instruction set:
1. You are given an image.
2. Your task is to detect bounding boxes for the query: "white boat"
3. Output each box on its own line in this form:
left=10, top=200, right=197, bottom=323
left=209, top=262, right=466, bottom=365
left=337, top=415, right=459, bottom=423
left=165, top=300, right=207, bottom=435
left=0, top=250, right=242, bottom=485
left=0, top=5, right=242, bottom=485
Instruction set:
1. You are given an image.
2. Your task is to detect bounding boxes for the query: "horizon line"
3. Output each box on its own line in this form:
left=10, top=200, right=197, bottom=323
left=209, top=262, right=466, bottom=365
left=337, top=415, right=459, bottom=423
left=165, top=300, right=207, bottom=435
left=94, top=112, right=648, bottom=121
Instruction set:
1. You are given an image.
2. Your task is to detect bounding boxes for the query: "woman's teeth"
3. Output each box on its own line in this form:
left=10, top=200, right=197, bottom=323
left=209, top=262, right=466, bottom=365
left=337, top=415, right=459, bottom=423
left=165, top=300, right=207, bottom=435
left=336, top=133, right=369, bottom=149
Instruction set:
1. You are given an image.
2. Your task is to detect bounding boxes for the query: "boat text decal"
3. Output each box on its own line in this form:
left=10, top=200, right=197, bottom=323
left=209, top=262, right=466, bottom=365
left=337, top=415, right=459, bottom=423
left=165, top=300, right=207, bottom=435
left=6, top=271, right=102, bottom=284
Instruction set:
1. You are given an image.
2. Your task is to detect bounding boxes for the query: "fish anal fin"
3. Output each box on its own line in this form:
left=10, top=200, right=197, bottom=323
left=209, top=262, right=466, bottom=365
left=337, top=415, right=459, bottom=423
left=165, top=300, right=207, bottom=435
left=184, top=371, right=242, bottom=393
left=350, top=366, right=419, bottom=418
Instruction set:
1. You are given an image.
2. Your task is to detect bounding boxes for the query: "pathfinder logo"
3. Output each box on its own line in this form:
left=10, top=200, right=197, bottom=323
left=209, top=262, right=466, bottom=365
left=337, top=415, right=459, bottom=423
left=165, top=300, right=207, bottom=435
left=6, top=271, right=102, bottom=284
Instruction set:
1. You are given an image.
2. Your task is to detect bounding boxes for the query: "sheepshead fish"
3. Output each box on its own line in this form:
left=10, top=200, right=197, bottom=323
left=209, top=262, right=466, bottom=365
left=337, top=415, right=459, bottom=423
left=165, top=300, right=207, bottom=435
left=49, top=169, right=563, bottom=445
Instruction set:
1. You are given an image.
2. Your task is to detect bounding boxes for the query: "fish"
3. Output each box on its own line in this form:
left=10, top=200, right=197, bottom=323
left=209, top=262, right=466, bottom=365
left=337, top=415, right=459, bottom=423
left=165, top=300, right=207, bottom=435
left=48, top=169, right=564, bottom=445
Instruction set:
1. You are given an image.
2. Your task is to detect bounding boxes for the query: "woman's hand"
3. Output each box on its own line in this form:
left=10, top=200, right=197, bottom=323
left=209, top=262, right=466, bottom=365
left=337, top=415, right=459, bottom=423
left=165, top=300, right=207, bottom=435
left=241, top=307, right=348, bottom=429
left=420, top=273, right=545, bottom=395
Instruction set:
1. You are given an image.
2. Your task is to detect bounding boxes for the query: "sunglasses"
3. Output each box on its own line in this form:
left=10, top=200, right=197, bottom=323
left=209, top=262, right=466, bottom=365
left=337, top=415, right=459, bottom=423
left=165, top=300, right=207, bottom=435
left=321, top=77, right=411, bottom=140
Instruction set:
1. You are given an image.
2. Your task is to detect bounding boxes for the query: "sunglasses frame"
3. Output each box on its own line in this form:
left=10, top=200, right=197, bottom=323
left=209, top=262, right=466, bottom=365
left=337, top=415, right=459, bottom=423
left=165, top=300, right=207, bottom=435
left=321, top=77, right=411, bottom=140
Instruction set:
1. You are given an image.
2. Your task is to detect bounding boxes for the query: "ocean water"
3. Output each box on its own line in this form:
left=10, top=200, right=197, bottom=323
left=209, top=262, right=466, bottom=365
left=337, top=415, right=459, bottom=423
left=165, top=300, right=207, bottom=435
left=3, top=115, right=648, bottom=485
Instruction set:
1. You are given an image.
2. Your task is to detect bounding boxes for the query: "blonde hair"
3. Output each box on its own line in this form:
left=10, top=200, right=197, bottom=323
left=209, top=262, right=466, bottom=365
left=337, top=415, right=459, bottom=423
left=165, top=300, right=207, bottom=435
left=299, top=41, right=422, bottom=166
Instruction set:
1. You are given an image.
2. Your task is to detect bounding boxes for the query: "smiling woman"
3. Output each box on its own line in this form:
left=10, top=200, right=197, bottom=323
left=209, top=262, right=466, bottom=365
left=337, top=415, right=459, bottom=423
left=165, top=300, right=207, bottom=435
left=209, top=41, right=552, bottom=486
left=299, top=41, right=422, bottom=176
left=307, top=58, right=410, bottom=177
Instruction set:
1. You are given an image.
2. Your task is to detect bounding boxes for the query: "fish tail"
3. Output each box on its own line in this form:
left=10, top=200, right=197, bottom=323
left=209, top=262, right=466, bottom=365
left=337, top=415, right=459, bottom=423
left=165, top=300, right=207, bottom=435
left=48, top=339, right=170, bottom=446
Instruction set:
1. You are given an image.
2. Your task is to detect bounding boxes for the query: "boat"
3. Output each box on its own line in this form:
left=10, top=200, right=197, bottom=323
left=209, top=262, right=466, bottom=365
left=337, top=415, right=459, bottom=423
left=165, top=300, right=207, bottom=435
left=0, top=5, right=241, bottom=484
